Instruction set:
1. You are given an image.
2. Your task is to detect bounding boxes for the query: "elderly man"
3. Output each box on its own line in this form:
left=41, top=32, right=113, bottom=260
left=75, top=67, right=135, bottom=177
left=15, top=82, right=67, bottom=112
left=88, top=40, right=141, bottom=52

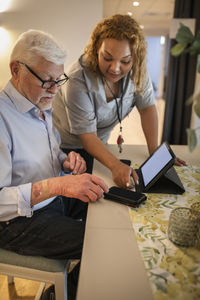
left=0, top=29, right=108, bottom=300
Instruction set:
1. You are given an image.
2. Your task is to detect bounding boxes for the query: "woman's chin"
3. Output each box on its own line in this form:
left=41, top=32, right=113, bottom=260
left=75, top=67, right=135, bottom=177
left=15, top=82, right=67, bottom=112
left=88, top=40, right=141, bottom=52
left=106, top=73, right=122, bottom=83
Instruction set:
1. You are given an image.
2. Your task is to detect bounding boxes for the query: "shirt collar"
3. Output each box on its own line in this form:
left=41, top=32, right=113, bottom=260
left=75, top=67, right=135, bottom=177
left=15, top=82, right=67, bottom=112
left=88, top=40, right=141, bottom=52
left=3, top=81, right=36, bottom=114
left=3, top=81, right=52, bottom=115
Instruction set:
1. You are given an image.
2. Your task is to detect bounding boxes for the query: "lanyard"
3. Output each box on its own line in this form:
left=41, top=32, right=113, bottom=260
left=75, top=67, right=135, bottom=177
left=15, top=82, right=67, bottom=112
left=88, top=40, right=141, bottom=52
left=103, top=78, right=124, bottom=153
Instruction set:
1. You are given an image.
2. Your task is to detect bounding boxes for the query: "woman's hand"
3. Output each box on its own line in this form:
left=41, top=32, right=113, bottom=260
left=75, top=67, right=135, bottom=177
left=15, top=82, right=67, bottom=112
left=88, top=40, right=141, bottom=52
left=63, top=151, right=87, bottom=174
left=175, top=157, right=187, bottom=166
left=111, top=160, right=138, bottom=188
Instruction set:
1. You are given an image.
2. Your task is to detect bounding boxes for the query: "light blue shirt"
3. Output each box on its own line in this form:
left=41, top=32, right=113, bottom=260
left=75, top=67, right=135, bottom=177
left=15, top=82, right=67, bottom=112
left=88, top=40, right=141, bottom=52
left=0, top=81, right=67, bottom=221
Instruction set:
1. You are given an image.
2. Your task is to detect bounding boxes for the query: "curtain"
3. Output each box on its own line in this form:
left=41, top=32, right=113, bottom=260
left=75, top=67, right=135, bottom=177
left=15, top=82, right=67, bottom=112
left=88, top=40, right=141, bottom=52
left=162, top=0, right=200, bottom=145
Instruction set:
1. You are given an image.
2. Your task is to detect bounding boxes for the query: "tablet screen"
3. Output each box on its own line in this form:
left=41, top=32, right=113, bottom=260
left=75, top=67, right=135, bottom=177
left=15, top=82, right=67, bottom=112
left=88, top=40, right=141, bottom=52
left=141, top=143, right=173, bottom=187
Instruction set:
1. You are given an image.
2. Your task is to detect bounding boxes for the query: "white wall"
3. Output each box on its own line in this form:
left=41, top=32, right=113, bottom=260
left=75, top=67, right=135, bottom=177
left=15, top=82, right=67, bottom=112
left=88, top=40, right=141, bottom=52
left=146, top=36, right=163, bottom=98
left=0, top=0, right=103, bottom=87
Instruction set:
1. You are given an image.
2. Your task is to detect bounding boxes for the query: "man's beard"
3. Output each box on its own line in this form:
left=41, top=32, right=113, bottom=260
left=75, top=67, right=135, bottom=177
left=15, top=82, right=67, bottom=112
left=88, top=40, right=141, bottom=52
left=37, top=93, right=56, bottom=111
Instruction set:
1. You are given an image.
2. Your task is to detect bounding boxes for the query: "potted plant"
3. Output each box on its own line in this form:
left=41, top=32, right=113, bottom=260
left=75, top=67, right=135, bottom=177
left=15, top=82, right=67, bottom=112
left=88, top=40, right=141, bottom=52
left=170, top=23, right=200, bottom=151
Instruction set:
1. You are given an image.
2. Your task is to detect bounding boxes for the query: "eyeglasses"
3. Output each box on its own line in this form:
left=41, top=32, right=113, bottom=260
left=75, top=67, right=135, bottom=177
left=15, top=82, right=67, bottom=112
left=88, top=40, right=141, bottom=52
left=17, top=61, right=69, bottom=89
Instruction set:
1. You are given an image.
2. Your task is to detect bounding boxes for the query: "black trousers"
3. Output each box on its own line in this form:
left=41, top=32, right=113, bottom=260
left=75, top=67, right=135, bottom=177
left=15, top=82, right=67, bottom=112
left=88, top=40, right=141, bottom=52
left=62, top=148, right=94, bottom=174
left=0, top=196, right=88, bottom=299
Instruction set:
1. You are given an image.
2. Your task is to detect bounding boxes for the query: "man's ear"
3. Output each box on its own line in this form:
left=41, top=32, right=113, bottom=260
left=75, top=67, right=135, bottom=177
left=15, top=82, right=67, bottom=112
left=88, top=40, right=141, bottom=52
left=10, top=61, right=20, bottom=79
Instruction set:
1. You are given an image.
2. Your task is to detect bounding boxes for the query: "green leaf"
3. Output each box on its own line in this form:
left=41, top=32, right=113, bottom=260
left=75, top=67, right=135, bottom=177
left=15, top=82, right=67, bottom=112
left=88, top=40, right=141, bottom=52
left=190, top=39, right=200, bottom=55
left=185, top=92, right=200, bottom=106
left=171, top=43, right=187, bottom=56
left=196, top=31, right=200, bottom=41
left=186, top=128, right=197, bottom=152
left=198, top=54, right=200, bottom=73
left=194, top=100, right=200, bottom=118
left=153, top=248, right=160, bottom=254
left=176, top=23, right=194, bottom=44
left=185, top=94, right=195, bottom=105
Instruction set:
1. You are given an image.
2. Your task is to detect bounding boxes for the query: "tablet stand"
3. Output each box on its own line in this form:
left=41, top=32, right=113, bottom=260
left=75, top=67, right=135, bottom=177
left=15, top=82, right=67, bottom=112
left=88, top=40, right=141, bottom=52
left=145, top=166, right=185, bottom=194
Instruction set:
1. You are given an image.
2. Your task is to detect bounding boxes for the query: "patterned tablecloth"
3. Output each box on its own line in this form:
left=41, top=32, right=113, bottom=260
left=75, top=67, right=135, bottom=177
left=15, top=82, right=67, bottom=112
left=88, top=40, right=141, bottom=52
left=129, top=165, right=200, bottom=300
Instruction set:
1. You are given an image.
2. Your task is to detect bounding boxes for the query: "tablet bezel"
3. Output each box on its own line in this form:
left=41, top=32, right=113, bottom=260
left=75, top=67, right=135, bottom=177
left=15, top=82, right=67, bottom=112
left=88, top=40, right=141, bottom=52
left=138, top=142, right=176, bottom=192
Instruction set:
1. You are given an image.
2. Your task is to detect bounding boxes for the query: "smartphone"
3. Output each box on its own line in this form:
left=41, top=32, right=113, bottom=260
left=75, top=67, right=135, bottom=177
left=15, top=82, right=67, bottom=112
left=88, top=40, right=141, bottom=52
left=120, top=159, right=131, bottom=166
left=104, top=186, right=147, bottom=208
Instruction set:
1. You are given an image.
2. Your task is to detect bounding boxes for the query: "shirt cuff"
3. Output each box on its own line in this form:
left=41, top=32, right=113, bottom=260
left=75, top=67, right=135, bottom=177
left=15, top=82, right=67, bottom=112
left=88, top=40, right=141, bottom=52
left=59, top=151, right=68, bottom=165
left=18, top=183, right=33, bottom=217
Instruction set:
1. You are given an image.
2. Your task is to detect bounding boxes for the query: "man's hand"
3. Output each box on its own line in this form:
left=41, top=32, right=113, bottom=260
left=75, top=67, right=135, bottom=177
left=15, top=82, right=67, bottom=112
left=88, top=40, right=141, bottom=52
left=63, top=151, right=87, bottom=174
left=57, top=173, right=108, bottom=202
left=31, top=173, right=108, bottom=206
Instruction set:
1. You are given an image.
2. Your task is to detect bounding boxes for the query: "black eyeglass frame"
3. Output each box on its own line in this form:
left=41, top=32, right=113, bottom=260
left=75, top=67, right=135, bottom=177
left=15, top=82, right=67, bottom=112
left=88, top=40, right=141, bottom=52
left=17, top=61, right=69, bottom=89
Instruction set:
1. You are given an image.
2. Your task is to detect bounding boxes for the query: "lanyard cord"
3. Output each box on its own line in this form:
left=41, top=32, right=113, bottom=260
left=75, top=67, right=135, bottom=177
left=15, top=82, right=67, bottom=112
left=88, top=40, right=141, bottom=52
left=103, top=78, right=123, bottom=130
left=103, top=78, right=124, bottom=152
left=115, top=97, right=123, bottom=132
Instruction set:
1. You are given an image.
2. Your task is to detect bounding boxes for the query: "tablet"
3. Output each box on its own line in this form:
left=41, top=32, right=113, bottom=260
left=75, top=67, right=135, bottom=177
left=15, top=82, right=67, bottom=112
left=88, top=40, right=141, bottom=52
left=135, top=142, right=176, bottom=192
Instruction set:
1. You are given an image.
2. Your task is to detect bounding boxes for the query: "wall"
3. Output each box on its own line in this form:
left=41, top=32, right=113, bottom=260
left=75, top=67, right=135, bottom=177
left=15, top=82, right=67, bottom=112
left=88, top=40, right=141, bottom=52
left=146, top=36, right=164, bottom=98
left=0, top=0, right=103, bottom=87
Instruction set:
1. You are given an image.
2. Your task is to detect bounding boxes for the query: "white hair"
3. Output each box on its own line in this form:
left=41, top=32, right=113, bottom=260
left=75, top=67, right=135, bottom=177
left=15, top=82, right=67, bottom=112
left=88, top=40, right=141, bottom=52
left=10, top=29, right=66, bottom=65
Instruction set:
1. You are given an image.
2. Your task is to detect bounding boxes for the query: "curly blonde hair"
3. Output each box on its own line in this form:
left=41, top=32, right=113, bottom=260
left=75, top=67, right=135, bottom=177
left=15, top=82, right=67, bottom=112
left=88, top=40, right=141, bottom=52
left=84, top=14, right=147, bottom=92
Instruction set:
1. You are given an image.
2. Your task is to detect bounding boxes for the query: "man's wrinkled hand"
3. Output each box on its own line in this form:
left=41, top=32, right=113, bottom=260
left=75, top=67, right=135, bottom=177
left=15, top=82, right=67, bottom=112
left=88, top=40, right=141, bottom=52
left=58, top=173, right=108, bottom=203
left=63, top=151, right=87, bottom=174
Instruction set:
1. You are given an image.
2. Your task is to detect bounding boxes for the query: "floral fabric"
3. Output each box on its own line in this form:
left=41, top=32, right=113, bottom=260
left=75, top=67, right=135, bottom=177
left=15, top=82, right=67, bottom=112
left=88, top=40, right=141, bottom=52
left=129, top=165, right=200, bottom=300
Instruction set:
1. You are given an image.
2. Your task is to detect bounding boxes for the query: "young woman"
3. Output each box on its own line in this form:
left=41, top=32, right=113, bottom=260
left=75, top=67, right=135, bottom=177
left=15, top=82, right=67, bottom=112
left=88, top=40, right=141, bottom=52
left=53, top=14, right=185, bottom=188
